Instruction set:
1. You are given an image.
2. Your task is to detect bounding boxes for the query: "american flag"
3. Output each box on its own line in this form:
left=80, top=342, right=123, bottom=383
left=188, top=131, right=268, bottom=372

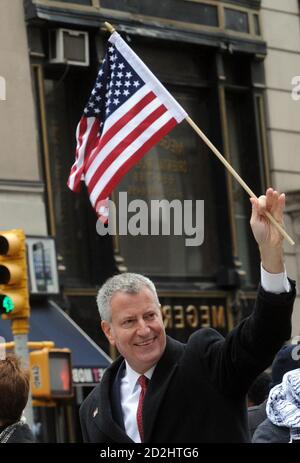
left=67, top=31, right=187, bottom=220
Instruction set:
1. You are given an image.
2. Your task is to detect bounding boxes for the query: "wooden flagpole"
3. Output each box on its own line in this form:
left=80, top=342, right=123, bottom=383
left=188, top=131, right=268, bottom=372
left=104, top=22, right=116, bottom=34
left=186, top=117, right=294, bottom=246
left=103, top=22, right=295, bottom=246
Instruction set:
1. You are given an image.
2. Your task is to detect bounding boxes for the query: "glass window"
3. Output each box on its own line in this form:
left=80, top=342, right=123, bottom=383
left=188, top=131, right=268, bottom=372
left=43, top=71, right=115, bottom=287
left=101, top=0, right=218, bottom=27
left=48, top=0, right=93, bottom=4
left=114, top=87, right=221, bottom=278
left=225, top=8, right=249, bottom=33
left=225, top=91, right=261, bottom=287
left=253, top=14, right=261, bottom=36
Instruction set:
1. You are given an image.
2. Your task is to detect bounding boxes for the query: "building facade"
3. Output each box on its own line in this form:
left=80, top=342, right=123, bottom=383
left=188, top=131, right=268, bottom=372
left=0, top=0, right=300, bottom=441
left=260, top=0, right=300, bottom=335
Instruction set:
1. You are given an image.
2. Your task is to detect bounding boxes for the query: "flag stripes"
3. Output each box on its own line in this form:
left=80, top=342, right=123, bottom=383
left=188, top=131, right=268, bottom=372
left=88, top=104, right=174, bottom=207
left=67, top=31, right=187, bottom=219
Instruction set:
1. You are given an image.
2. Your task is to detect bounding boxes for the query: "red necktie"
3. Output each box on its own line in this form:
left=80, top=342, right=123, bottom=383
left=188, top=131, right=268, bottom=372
left=136, top=375, right=148, bottom=442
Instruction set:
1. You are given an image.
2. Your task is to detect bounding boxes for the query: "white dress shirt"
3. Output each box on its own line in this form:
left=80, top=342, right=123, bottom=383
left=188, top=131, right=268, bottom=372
left=120, top=362, right=155, bottom=443
left=261, top=264, right=290, bottom=293
left=120, top=266, right=290, bottom=441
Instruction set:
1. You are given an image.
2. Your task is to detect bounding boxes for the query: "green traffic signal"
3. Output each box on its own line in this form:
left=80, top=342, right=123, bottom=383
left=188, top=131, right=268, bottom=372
left=0, top=295, right=14, bottom=314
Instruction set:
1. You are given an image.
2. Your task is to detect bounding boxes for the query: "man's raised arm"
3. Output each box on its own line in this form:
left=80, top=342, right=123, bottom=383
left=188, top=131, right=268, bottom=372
left=250, top=188, right=290, bottom=293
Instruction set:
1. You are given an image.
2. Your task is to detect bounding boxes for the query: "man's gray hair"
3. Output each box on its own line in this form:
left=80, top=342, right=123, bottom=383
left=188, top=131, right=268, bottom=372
left=97, top=273, right=160, bottom=322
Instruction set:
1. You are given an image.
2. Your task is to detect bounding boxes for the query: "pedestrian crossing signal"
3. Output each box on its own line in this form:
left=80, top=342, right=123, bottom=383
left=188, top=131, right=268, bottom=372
left=30, top=348, right=73, bottom=399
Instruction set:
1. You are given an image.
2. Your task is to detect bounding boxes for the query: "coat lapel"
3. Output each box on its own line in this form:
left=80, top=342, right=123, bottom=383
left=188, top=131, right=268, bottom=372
left=143, top=336, right=184, bottom=441
left=111, top=361, right=126, bottom=431
left=92, top=358, right=133, bottom=443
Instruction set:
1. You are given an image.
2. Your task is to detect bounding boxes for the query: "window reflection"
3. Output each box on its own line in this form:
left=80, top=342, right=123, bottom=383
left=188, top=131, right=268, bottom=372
left=115, top=89, right=220, bottom=278
left=225, top=8, right=249, bottom=34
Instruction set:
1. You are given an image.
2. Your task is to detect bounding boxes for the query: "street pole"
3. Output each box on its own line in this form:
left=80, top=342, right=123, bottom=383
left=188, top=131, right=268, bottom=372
left=12, top=320, right=34, bottom=429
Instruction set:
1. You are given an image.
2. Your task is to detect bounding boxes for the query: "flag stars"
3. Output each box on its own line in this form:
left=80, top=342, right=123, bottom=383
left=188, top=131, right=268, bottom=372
left=82, top=44, right=145, bottom=121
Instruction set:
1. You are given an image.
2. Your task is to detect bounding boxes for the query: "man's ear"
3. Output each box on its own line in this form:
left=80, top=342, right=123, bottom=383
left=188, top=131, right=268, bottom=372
left=101, top=320, right=116, bottom=346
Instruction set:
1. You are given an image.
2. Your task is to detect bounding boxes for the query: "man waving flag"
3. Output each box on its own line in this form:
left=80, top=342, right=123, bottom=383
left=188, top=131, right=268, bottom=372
left=67, top=25, right=294, bottom=246
left=67, top=30, right=187, bottom=221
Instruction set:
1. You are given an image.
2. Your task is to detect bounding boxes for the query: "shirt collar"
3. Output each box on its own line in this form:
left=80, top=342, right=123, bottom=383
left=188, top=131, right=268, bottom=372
left=124, top=361, right=156, bottom=394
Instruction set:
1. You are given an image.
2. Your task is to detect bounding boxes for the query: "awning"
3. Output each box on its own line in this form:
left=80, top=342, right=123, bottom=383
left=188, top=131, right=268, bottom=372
left=0, top=300, right=112, bottom=386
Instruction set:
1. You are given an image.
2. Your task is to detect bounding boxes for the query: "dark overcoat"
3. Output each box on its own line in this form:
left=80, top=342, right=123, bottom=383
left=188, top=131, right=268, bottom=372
left=80, top=283, right=295, bottom=443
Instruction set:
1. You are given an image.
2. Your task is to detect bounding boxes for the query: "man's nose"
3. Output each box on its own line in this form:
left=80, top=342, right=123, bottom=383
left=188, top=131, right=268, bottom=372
left=136, top=319, right=151, bottom=336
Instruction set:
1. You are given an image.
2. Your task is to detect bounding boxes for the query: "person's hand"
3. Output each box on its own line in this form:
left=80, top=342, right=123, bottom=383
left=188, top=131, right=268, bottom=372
left=250, top=188, right=285, bottom=247
left=250, top=188, right=285, bottom=273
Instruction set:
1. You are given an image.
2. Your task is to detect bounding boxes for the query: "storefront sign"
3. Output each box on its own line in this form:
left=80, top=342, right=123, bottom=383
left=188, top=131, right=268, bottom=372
left=159, top=293, right=231, bottom=343
left=72, top=367, right=106, bottom=384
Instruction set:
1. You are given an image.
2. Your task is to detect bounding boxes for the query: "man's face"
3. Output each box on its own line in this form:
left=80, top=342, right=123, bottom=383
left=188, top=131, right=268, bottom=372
left=101, top=286, right=166, bottom=374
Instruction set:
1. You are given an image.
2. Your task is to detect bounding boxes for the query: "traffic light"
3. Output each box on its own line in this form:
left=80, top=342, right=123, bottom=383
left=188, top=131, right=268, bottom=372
left=0, top=229, right=29, bottom=319
left=30, top=348, right=73, bottom=399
